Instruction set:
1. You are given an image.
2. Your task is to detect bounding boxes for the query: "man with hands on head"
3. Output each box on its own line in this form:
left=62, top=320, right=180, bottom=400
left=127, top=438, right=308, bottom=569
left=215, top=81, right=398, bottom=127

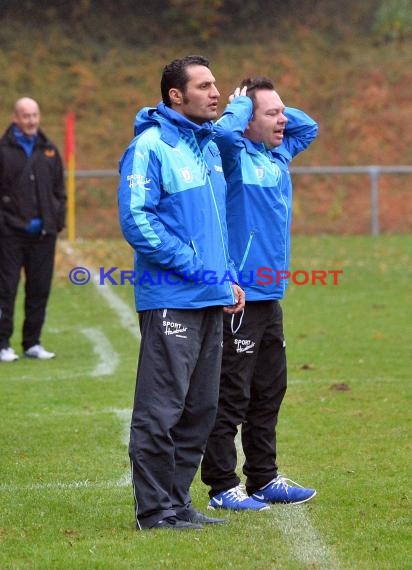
left=202, top=78, right=318, bottom=511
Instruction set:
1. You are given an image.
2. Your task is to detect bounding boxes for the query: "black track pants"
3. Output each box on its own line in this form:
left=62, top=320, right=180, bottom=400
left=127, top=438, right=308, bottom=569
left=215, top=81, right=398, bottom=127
left=201, top=300, right=287, bottom=497
left=0, top=232, right=56, bottom=350
left=129, top=306, right=223, bottom=529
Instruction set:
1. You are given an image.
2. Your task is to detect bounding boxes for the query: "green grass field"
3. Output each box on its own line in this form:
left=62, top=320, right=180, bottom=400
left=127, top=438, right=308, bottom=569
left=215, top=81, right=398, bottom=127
left=1, top=236, right=411, bottom=569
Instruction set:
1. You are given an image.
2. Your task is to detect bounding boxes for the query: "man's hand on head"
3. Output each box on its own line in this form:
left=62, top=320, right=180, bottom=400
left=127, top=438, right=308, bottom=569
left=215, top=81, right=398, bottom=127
left=228, top=86, right=248, bottom=103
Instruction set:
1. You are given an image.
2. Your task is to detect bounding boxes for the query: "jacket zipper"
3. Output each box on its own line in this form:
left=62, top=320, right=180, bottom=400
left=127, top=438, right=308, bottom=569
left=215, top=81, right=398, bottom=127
left=279, top=183, right=288, bottom=296
left=207, top=176, right=235, bottom=303
left=193, top=134, right=235, bottom=304
left=190, top=239, right=198, bottom=256
left=239, top=231, right=254, bottom=271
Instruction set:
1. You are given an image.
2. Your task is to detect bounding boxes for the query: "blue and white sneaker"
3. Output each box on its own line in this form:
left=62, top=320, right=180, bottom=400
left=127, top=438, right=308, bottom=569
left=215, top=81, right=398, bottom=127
left=251, top=476, right=316, bottom=505
left=208, top=485, right=270, bottom=511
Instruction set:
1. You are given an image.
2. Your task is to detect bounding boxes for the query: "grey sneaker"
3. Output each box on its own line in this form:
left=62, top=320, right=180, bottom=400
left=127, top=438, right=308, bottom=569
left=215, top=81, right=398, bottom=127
left=177, top=507, right=227, bottom=525
left=24, top=345, right=55, bottom=360
left=0, top=347, right=19, bottom=362
left=149, top=516, right=203, bottom=530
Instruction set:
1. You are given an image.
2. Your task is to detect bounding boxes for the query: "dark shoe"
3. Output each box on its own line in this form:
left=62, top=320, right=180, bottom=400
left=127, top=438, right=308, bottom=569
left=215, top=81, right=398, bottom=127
left=149, top=516, right=203, bottom=530
left=177, top=508, right=227, bottom=525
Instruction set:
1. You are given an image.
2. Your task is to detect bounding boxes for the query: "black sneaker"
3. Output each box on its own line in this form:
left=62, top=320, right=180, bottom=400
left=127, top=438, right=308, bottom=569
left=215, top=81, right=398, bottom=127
left=150, top=516, right=203, bottom=530
left=177, top=508, right=227, bottom=525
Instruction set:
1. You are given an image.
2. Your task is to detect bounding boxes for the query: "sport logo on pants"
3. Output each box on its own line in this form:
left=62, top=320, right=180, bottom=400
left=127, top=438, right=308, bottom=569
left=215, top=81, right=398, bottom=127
left=162, top=320, right=188, bottom=339
left=234, top=338, right=255, bottom=354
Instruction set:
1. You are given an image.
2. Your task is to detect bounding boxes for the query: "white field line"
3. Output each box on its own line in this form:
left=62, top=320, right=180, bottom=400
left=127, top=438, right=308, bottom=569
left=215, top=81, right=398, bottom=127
left=63, top=242, right=136, bottom=481
left=271, top=505, right=339, bottom=569
left=4, top=368, right=136, bottom=383
left=112, top=408, right=132, bottom=487
left=90, top=272, right=140, bottom=340
left=6, top=370, right=90, bottom=382
left=235, top=432, right=340, bottom=570
left=62, top=242, right=140, bottom=340
left=6, top=244, right=339, bottom=567
left=0, top=479, right=129, bottom=492
left=111, top=407, right=132, bottom=446
left=6, top=371, right=388, bottom=385
left=80, top=327, right=120, bottom=376
left=0, top=408, right=132, bottom=493
left=3, top=246, right=137, bottom=491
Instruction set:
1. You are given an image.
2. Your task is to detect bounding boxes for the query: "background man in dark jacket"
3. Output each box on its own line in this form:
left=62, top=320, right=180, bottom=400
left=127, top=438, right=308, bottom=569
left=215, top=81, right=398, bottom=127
left=0, top=97, right=66, bottom=362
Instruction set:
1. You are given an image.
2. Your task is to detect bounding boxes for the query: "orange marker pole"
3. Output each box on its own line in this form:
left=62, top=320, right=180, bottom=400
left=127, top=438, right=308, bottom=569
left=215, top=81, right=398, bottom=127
left=64, top=112, right=76, bottom=242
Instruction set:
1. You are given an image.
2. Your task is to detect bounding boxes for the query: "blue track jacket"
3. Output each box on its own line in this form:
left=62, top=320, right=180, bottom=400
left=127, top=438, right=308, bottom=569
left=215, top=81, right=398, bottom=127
left=118, top=103, right=236, bottom=312
left=214, top=96, right=318, bottom=301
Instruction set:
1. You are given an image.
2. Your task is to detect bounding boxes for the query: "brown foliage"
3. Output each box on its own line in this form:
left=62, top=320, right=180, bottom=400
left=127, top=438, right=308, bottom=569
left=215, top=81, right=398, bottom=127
left=0, top=7, right=411, bottom=236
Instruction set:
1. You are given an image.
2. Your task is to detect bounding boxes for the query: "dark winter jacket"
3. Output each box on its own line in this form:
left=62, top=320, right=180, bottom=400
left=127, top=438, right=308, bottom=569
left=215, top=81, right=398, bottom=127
left=0, top=124, right=66, bottom=236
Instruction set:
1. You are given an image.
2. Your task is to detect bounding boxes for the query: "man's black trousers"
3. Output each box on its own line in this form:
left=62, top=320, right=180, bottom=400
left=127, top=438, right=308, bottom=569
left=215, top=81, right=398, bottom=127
left=201, top=300, right=287, bottom=497
left=0, top=232, right=56, bottom=350
left=129, top=306, right=223, bottom=530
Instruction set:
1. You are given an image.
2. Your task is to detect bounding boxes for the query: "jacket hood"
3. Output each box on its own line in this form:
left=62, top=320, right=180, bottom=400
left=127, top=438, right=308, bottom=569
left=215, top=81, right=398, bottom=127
left=133, top=102, right=214, bottom=147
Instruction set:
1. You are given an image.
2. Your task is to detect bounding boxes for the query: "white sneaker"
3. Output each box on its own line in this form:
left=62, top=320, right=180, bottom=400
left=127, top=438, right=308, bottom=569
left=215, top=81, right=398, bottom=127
left=24, top=344, right=55, bottom=360
left=0, top=347, right=19, bottom=362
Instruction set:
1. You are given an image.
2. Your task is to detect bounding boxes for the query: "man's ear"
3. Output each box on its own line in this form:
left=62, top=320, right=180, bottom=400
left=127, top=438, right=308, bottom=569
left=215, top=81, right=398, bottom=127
left=169, top=88, right=183, bottom=106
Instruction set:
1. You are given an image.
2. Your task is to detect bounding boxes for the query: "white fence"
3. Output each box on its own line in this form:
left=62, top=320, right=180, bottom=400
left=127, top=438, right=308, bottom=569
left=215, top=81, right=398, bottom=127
left=71, top=166, right=412, bottom=236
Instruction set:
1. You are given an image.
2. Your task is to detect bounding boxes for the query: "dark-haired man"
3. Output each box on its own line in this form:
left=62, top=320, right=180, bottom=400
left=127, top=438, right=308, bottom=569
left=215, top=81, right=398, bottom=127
left=202, top=78, right=318, bottom=510
left=118, top=56, right=244, bottom=530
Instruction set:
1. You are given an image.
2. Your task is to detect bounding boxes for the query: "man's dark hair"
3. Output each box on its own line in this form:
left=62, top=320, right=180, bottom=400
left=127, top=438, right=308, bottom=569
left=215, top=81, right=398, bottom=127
left=161, top=55, right=210, bottom=107
left=240, top=77, right=275, bottom=108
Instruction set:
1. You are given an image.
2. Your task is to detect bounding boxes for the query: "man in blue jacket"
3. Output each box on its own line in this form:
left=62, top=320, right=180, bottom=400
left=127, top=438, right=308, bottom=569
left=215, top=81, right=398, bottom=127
left=201, top=78, right=318, bottom=510
left=118, top=55, right=244, bottom=530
